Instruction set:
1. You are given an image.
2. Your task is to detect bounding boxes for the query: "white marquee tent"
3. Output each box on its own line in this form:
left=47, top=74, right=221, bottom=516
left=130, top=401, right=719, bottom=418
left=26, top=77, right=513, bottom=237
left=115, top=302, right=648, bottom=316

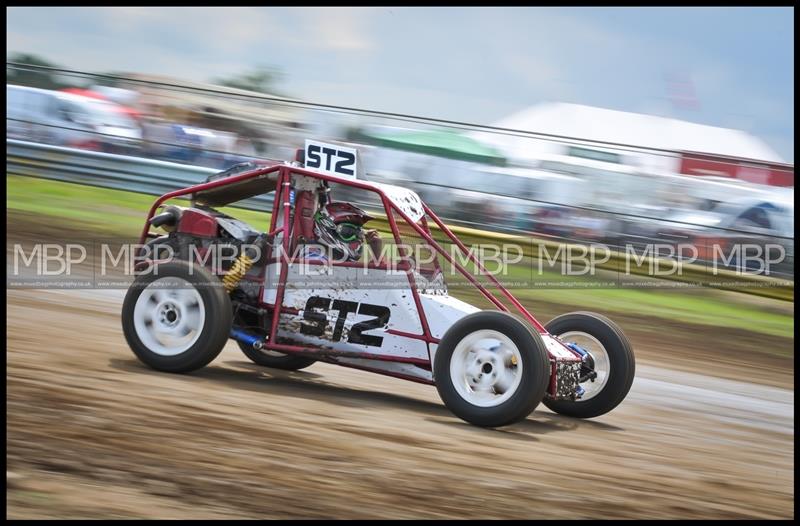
left=470, top=102, right=785, bottom=172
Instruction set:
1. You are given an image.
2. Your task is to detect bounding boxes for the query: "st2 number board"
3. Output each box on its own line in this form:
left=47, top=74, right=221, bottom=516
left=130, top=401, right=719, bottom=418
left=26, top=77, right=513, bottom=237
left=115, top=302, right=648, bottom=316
left=304, top=139, right=359, bottom=179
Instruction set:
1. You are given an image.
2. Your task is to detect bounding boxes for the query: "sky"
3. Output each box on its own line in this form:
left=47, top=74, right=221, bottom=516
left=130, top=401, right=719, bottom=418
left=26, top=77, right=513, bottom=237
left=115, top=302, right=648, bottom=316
left=6, top=6, right=795, bottom=161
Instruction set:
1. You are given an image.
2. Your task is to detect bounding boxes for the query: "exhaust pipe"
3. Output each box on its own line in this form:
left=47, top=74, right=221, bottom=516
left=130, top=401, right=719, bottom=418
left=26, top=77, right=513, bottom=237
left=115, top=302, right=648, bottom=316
left=230, top=328, right=264, bottom=350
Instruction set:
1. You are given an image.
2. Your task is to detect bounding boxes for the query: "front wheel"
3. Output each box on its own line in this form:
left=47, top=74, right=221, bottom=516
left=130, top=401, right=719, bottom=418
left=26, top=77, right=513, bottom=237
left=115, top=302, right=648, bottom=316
left=434, top=311, right=551, bottom=428
left=543, top=311, right=635, bottom=418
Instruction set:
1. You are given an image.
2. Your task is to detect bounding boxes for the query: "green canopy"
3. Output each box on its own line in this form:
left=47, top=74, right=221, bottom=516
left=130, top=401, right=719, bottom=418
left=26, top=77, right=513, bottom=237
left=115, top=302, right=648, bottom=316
left=353, top=128, right=507, bottom=166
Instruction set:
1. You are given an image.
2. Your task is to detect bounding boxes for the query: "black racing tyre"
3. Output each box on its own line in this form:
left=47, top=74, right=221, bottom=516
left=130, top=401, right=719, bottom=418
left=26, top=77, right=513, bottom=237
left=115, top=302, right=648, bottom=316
left=122, top=260, right=232, bottom=373
left=238, top=339, right=317, bottom=371
left=543, top=311, right=635, bottom=418
left=434, top=311, right=551, bottom=428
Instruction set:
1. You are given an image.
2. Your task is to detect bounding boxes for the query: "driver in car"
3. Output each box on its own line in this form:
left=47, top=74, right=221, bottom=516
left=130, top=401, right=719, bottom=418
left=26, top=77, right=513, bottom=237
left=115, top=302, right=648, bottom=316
left=301, top=201, right=383, bottom=263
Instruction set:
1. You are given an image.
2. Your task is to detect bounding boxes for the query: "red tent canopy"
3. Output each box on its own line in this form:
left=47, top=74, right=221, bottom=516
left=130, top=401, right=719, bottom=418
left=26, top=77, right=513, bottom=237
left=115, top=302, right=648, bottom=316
left=60, top=88, right=142, bottom=122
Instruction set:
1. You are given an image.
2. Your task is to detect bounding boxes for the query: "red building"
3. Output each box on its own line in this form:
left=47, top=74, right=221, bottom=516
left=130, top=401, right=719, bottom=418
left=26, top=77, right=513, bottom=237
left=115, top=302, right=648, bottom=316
left=679, top=151, right=793, bottom=187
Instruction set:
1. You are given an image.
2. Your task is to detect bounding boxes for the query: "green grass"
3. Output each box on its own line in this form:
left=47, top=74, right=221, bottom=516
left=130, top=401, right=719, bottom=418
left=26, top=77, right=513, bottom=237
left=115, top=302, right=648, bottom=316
left=505, top=286, right=791, bottom=339
left=7, top=175, right=794, bottom=340
left=7, top=175, right=271, bottom=236
left=445, top=256, right=793, bottom=339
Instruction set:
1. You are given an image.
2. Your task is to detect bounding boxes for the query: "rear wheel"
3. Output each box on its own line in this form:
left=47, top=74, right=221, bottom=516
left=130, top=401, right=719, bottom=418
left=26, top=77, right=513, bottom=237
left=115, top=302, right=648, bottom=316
left=237, top=329, right=316, bottom=371
left=122, top=260, right=232, bottom=373
left=434, top=311, right=550, bottom=428
left=543, top=312, right=635, bottom=418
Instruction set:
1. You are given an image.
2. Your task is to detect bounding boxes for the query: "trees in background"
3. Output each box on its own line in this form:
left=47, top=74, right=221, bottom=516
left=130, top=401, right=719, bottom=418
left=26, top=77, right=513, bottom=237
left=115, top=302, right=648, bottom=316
left=6, top=52, right=82, bottom=90
left=211, top=66, right=285, bottom=97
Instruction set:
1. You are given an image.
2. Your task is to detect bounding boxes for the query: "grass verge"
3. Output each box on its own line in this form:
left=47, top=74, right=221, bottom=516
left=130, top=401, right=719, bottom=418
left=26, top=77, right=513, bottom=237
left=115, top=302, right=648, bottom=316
left=7, top=174, right=793, bottom=341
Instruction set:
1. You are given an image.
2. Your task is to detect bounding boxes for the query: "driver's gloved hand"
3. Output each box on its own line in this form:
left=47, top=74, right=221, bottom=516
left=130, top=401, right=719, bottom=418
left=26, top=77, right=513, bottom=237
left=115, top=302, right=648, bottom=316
left=364, top=229, right=385, bottom=265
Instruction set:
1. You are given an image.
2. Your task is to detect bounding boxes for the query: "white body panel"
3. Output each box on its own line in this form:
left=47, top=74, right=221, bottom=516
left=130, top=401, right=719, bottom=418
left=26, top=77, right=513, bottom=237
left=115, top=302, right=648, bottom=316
left=260, top=261, right=579, bottom=370
left=256, top=161, right=580, bottom=377
left=261, top=263, right=478, bottom=364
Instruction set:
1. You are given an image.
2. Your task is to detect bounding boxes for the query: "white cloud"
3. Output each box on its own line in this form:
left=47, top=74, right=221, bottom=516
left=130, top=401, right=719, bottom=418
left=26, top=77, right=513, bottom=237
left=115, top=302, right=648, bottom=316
left=6, top=7, right=792, bottom=160
left=103, top=8, right=280, bottom=54
left=292, top=8, right=374, bottom=52
left=479, top=9, right=635, bottom=103
left=293, top=79, right=517, bottom=125
left=498, top=53, right=575, bottom=100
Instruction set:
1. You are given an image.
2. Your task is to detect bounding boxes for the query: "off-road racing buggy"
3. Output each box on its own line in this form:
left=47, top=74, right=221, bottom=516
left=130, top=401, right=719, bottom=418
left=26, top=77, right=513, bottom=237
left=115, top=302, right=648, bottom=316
left=122, top=140, right=635, bottom=427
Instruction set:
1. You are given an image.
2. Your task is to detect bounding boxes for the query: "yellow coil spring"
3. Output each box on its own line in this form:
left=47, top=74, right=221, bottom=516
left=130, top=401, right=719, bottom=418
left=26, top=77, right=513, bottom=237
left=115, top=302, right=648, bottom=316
left=223, top=253, right=254, bottom=293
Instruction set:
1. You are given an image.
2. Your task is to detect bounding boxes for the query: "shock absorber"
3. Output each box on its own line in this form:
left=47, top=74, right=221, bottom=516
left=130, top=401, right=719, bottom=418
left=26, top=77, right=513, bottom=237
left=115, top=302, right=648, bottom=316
left=223, top=252, right=253, bottom=293
left=223, top=234, right=267, bottom=294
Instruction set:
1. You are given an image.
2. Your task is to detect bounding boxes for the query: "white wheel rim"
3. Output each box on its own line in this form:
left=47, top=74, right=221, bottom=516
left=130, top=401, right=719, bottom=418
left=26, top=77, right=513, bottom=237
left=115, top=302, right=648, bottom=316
left=449, top=329, right=523, bottom=408
left=559, top=331, right=609, bottom=401
left=133, top=277, right=206, bottom=356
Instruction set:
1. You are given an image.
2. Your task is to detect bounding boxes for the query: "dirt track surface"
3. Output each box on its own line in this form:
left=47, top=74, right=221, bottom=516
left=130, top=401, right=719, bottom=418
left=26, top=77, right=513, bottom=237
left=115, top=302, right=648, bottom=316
left=6, top=288, right=794, bottom=519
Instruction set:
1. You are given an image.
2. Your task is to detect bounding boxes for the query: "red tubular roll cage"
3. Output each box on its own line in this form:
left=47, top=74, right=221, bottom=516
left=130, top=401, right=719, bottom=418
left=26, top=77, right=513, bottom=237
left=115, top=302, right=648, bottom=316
left=140, top=163, right=577, bottom=387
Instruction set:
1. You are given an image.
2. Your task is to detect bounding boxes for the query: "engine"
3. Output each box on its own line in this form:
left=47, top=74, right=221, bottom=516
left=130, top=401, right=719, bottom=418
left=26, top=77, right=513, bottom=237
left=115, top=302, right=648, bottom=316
left=146, top=205, right=267, bottom=298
